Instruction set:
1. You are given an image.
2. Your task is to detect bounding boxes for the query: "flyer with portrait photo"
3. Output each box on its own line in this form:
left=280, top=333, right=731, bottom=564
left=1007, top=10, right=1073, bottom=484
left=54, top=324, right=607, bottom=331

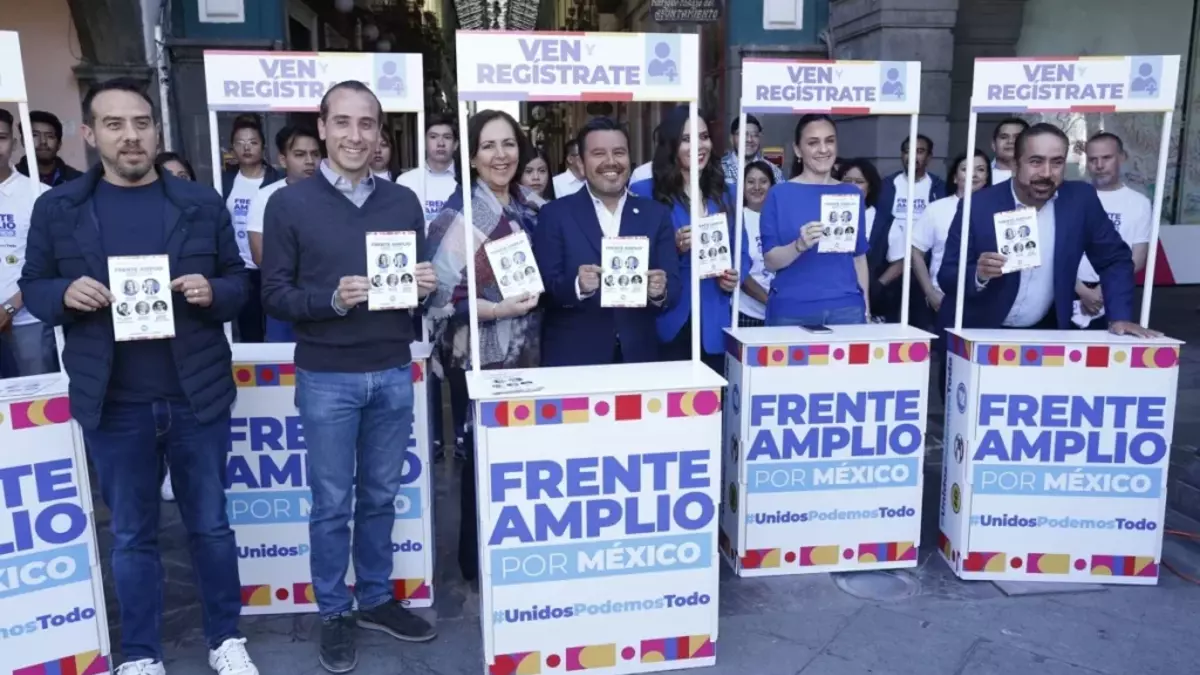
left=600, top=236, right=649, bottom=308
left=993, top=208, right=1041, bottom=274
left=108, top=254, right=175, bottom=342
left=366, top=230, right=418, bottom=310
left=818, top=193, right=861, bottom=253
left=485, top=230, right=544, bottom=300
left=693, top=214, right=732, bottom=278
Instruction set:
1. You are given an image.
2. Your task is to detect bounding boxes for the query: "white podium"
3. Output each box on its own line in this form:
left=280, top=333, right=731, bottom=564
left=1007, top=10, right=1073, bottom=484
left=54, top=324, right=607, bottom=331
left=226, top=342, right=436, bottom=613
left=469, top=361, right=725, bottom=675
left=721, top=324, right=935, bottom=576
left=939, top=329, right=1181, bottom=584
left=0, top=374, right=111, bottom=674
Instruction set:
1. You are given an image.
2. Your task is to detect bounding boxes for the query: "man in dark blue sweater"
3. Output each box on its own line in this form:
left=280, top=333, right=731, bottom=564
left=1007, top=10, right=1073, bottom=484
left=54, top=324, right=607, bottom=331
left=19, top=79, right=257, bottom=675
left=260, top=81, right=438, bottom=673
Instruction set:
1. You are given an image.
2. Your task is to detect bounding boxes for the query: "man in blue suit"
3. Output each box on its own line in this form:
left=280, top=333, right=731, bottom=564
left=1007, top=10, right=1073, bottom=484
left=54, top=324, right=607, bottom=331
left=937, top=123, right=1156, bottom=338
left=534, top=117, right=680, bottom=366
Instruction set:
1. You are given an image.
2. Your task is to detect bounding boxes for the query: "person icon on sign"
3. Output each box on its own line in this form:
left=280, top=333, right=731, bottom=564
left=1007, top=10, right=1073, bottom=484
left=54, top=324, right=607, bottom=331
left=377, top=60, right=406, bottom=96
left=1132, top=62, right=1158, bottom=95
left=648, top=42, right=678, bottom=82
left=882, top=68, right=904, bottom=98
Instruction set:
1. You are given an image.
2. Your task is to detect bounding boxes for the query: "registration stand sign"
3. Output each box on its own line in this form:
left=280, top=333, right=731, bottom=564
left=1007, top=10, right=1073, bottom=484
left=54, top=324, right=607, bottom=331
left=0, top=375, right=111, bottom=675
left=939, top=331, right=1180, bottom=584
left=720, top=327, right=932, bottom=576
left=225, top=344, right=435, bottom=613
left=940, top=54, right=1183, bottom=585
left=722, top=58, right=933, bottom=577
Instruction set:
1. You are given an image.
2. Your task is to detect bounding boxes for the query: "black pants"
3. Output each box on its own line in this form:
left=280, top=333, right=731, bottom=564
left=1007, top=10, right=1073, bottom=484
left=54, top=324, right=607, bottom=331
left=458, top=429, right=479, bottom=581
left=663, top=319, right=725, bottom=375
left=235, top=269, right=265, bottom=343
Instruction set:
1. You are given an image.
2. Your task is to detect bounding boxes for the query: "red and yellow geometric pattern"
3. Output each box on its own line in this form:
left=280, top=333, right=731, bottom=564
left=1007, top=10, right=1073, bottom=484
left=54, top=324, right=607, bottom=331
left=478, top=390, right=721, bottom=428
left=489, top=652, right=542, bottom=675
left=739, top=341, right=930, bottom=367
left=1091, top=555, right=1158, bottom=577
left=233, top=363, right=296, bottom=387
left=640, top=635, right=715, bottom=663
left=392, top=578, right=431, bottom=600
left=857, top=541, right=917, bottom=563
left=739, top=548, right=781, bottom=569
left=490, top=636, right=716, bottom=673
left=14, top=651, right=109, bottom=675
left=799, top=544, right=840, bottom=567
left=956, top=339, right=1180, bottom=370
left=7, top=395, right=71, bottom=429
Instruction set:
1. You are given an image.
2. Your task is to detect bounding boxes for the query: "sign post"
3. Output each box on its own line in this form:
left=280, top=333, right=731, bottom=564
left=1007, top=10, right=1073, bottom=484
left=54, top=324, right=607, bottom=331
left=455, top=30, right=725, bottom=674
left=721, top=59, right=935, bottom=577
left=940, top=55, right=1184, bottom=584
left=0, top=31, right=110, bottom=675
left=201, top=51, right=437, bottom=611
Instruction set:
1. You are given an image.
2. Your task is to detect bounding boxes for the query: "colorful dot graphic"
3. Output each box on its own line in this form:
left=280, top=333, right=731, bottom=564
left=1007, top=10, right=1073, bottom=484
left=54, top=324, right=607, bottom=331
left=647, top=398, right=662, bottom=413
left=595, top=401, right=610, bottom=416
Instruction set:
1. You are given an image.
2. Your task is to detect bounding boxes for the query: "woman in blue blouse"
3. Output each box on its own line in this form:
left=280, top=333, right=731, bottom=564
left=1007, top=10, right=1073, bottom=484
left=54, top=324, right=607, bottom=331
left=761, top=114, right=871, bottom=325
left=631, top=106, right=738, bottom=373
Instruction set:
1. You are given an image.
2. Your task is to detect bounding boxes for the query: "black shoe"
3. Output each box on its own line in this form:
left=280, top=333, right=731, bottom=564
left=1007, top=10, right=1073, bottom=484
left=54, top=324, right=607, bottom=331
left=357, top=600, right=437, bottom=642
left=319, top=615, right=358, bottom=673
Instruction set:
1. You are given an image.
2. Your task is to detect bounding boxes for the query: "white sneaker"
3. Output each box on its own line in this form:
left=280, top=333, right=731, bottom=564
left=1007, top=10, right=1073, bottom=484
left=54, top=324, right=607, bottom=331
left=116, top=660, right=166, bottom=675
left=209, top=637, right=259, bottom=675
left=161, top=470, right=175, bottom=502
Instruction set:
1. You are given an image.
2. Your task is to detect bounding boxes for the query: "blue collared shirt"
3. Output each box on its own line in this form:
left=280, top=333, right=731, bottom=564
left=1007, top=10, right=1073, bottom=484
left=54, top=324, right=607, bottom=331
left=320, top=159, right=375, bottom=208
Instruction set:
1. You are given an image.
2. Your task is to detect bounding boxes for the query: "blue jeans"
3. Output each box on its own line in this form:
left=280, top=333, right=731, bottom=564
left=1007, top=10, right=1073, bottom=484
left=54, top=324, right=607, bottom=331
left=768, top=299, right=868, bottom=327
left=84, top=401, right=241, bottom=660
left=0, top=322, right=59, bottom=376
left=265, top=316, right=295, bottom=342
left=296, top=365, right=415, bottom=618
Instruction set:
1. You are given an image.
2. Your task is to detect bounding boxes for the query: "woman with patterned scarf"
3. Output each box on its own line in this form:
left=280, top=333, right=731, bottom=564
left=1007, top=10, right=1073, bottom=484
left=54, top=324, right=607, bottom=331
left=425, top=109, right=545, bottom=584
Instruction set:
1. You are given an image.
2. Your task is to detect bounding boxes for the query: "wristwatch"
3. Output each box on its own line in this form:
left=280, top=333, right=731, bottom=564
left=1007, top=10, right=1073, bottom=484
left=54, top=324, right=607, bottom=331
left=2, top=302, right=15, bottom=317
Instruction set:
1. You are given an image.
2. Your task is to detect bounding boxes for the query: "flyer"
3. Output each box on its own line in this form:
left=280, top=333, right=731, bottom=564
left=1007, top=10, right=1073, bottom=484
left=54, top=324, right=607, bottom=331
left=485, top=230, right=544, bottom=299
left=108, top=254, right=175, bottom=342
left=600, top=236, right=649, bottom=308
left=993, top=208, right=1041, bottom=273
left=694, top=213, right=732, bottom=278
left=367, top=230, right=419, bottom=310
left=818, top=193, right=861, bottom=253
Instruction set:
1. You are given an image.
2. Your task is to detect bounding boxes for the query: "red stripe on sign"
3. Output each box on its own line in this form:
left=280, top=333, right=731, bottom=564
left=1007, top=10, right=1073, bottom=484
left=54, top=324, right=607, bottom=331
left=1135, top=241, right=1175, bottom=285
left=1068, top=105, right=1117, bottom=113
left=830, top=107, right=872, bottom=115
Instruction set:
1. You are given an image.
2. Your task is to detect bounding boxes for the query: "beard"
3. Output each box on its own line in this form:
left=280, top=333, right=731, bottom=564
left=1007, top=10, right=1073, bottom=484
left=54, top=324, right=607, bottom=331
left=105, top=148, right=153, bottom=183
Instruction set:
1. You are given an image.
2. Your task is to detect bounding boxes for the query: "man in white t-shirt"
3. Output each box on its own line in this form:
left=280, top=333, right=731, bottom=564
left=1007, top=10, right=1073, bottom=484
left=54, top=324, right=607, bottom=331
left=396, top=113, right=459, bottom=223
left=246, top=125, right=321, bottom=342
left=990, top=118, right=1028, bottom=185
left=1076, top=132, right=1152, bottom=328
left=552, top=138, right=585, bottom=197
left=0, top=109, right=55, bottom=377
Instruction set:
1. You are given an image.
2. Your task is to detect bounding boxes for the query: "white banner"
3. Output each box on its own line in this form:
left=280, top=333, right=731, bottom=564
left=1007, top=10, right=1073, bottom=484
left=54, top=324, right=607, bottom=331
left=203, top=51, right=424, bottom=112
left=0, top=31, right=29, bottom=103
left=741, top=59, right=921, bottom=115
left=971, top=56, right=1181, bottom=113
left=455, top=31, right=699, bottom=102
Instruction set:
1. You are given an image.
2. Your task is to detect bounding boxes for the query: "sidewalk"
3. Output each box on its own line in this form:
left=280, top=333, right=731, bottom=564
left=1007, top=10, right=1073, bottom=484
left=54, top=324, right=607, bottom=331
left=106, top=287, right=1200, bottom=674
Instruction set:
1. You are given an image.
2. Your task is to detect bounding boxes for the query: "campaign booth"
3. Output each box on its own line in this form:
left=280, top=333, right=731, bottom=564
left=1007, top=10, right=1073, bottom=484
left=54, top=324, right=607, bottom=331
left=455, top=31, right=725, bottom=674
left=720, top=60, right=936, bottom=577
left=0, top=30, right=112, bottom=675
left=201, top=51, right=437, bottom=611
left=939, top=55, right=1184, bottom=585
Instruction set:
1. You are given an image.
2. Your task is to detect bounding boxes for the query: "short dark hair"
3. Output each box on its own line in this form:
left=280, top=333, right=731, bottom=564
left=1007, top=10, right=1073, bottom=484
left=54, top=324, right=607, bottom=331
left=154, top=152, right=195, bottom=180
left=318, top=80, right=383, bottom=122
left=901, top=133, right=934, bottom=154
left=576, top=117, right=629, bottom=155
left=230, top=113, right=264, bottom=145
left=993, top=117, right=1030, bottom=142
left=425, top=113, right=457, bottom=139
left=564, top=138, right=580, bottom=157
left=732, top=114, right=763, bottom=135
left=275, top=125, right=319, bottom=155
left=0, top=109, right=12, bottom=129
left=1086, top=131, right=1125, bottom=154
left=833, top=157, right=883, bottom=208
left=81, top=78, right=156, bottom=125
left=1014, top=122, right=1069, bottom=162
left=29, top=111, right=64, bottom=140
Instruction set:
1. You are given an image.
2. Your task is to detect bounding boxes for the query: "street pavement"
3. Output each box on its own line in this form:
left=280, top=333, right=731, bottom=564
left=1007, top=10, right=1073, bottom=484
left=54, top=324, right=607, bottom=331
left=98, top=287, right=1200, bottom=675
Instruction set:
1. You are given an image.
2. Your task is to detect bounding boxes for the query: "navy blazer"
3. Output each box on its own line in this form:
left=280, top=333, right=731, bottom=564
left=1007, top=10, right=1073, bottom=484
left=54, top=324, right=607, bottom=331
left=19, top=167, right=249, bottom=430
left=533, top=187, right=680, bottom=367
left=936, top=179, right=1134, bottom=330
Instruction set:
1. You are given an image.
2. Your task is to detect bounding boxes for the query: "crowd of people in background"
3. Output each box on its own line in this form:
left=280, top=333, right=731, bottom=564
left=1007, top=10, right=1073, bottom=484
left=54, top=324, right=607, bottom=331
left=0, top=75, right=1162, bottom=674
